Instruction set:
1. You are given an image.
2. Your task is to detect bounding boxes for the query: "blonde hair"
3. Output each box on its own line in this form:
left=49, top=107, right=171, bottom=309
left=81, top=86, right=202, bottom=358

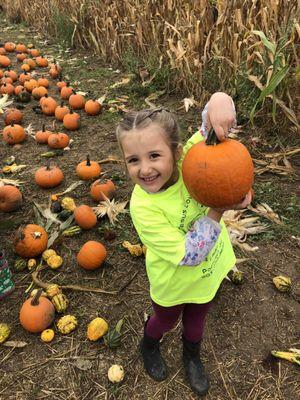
left=116, top=108, right=181, bottom=155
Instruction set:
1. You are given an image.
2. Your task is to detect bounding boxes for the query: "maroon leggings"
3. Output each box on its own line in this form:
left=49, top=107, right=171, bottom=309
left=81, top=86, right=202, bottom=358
left=146, top=300, right=213, bottom=343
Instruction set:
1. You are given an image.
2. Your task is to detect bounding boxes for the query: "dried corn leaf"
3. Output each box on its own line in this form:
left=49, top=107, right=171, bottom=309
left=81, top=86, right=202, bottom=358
left=53, top=181, right=84, bottom=197
left=93, top=195, right=128, bottom=225
left=2, top=164, right=27, bottom=174
left=0, top=178, right=24, bottom=186
left=223, top=209, right=268, bottom=251
left=248, top=203, right=283, bottom=225
left=0, top=94, right=13, bottom=113
left=109, top=76, right=132, bottom=89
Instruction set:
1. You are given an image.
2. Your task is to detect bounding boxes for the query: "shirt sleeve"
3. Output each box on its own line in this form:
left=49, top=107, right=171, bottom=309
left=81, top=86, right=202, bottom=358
left=130, top=204, right=186, bottom=267
left=179, top=216, right=221, bottom=266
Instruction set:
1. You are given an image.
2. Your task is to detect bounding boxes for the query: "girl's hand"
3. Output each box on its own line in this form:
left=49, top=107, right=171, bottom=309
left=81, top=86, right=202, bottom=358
left=208, top=190, right=252, bottom=222
left=205, top=92, right=236, bottom=142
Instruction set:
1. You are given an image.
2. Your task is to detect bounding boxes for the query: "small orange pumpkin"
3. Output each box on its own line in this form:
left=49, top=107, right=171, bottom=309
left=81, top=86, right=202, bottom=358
left=0, top=48, right=6, bottom=55
left=68, top=91, right=85, bottom=110
left=4, top=42, right=15, bottom=52
left=77, top=241, right=107, bottom=270
left=74, top=205, right=97, bottom=229
left=4, top=108, right=23, bottom=125
left=24, top=79, right=38, bottom=93
left=90, top=179, right=116, bottom=202
left=24, top=58, right=36, bottom=69
left=14, top=85, right=24, bottom=96
left=29, top=48, right=40, bottom=57
left=19, top=71, right=31, bottom=85
left=21, top=63, right=31, bottom=72
left=60, top=83, right=73, bottom=100
left=37, top=76, right=49, bottom=88
left=0, top=83, right=14, bottom=95
left=76, top=156, right=101, bottom=180
left=56, top=80, right=67, bottom=92
left=14, top=224, right=48, bottom=258
left=32, top=86, right=48, bottom=100
left=0, top=55, right=11, bottom=68
left=36, top=55, right=48, bottom=68
left=49, top=66, right=59, bottom=79
left=54, top=102, right=70, bottom=122
left=84, top=99, right=101, bottom=115
left=2, top=123, right=26, bottom=145
left=41, top=96, right=58, bottom=116
left=16, top=52, right=27, bottom=62
left=1, top=77, right=13, bottom=85
left=5, top=68, right=18, bottom=82
left=0, top=185, right=23, bottom=212
left=35, top=125, right=52, bottom=144
left=47, top=132, right=70, bottom=149
left=35, top=164, right=64, bottom=188
left=63, top=110, right=80, bottom=130
left=19, top=289, right=55, bottom=333
left=15, top=43, right=27, bottom=53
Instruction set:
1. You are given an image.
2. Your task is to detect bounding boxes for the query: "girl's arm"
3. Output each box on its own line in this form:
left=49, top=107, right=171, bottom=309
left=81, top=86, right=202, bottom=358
left=180, top=190, right=252, bottom=266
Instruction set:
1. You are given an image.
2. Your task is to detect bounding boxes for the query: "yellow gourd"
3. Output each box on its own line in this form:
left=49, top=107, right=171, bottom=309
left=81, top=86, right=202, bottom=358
left=0, top=323, right=10, bottom=343
left=27, top=259, right=37, bottom=270
left=61, top=197, right=76, bottom=212
left=42, top=249, right=57, bottom=261
left=46, top=284, right=62, bottom=298
left=107, top=364, right=125, bottom=383
left=57, top=315, right=78, bottom=334
left=87, top=317, right=109, bottom=341
left=273, top=276, right=291, bottom=292
left=51, top=293, right=68, bottom=313
left=47, top=254, right=63, bottom=269
left=41, top=328, right=55, bottom=342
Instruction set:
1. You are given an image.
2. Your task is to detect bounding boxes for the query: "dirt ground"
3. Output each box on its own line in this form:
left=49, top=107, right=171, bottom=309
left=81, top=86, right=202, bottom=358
left=0, top=13, right=299, bottom=400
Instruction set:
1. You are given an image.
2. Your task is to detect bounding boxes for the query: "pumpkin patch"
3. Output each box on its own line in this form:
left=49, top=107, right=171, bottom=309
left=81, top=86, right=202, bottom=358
left=0, top=13, right=296, bottom=399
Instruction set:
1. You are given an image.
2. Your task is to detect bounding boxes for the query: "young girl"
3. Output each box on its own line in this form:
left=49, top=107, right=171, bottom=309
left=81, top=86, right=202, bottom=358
left=116, top=92, right=252, bottom=396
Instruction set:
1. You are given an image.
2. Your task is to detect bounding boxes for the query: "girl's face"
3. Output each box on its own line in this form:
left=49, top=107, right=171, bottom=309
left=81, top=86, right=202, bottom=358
left=121, top=123, right=182, bottom=193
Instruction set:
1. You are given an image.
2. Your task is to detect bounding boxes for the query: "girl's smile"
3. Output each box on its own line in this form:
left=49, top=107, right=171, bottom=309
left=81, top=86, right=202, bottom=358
left=121, top=123, right=182, bottom=193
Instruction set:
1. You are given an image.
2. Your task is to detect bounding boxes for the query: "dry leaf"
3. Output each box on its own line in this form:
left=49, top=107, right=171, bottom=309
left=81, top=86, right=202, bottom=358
left=0, top=94, right=13, bottom=113
left=183, top=97, right=196, bottom=112
left=109, top=76, right=132, bottom=89
left=3, top=341, right=27, bottom=348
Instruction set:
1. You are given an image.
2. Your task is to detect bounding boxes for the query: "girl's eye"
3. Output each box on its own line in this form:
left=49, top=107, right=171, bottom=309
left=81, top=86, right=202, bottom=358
left=150, top=153, right=160, bottom=159
left=127, top=158, right=138, bottom=164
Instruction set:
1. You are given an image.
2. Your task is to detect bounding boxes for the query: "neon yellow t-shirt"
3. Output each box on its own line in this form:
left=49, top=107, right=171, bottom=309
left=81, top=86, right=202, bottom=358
left=130, top=132, right=236, bottom=306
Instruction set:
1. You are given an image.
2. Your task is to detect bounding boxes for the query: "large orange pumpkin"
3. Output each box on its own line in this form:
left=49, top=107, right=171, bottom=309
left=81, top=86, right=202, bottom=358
left=0, top=185, right=23, bottom=212
left=14, top=224, right=48, bottom=258
left=74, top=205, right=97, bottom=230
left=182, top=131, right=254, bottom=208
left=35, top=164, right=64, bottom=188
left=90, top=179, right=116, bottom=202
left=77, top=241, right=107, bottom=270
left=19, top=289, right=55, bottom=333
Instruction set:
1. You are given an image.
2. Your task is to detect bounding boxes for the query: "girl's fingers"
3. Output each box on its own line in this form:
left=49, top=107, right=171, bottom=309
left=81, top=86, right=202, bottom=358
left=214, top=125, right=227, bottom=142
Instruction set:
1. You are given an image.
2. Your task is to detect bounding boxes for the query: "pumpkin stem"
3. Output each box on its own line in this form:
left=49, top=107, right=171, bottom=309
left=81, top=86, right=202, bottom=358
left=60, top=101, right=64, bottom=107
left=86, top=155, right=91, bottom=166
left=31, top=288, right=43, bottom=306
left=205, top=129, right=221, bottom=146
left=42, top=124, right=45, bottom=132
left=46, top=162, right=51, bottom=171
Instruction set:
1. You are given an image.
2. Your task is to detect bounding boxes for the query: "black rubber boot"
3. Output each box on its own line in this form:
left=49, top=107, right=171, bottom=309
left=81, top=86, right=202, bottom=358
left=140, top=328, right=167, bottom=382
left=182, top=336, right=209, bottom=396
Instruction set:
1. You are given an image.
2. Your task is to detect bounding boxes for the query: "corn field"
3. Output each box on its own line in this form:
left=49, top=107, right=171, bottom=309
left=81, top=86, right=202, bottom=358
left=1, top=0, right=300, bottom=126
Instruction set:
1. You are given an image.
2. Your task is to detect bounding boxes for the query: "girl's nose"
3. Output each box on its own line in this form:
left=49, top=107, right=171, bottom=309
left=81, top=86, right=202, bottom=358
left=140, top=161, right=152, bottom=175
